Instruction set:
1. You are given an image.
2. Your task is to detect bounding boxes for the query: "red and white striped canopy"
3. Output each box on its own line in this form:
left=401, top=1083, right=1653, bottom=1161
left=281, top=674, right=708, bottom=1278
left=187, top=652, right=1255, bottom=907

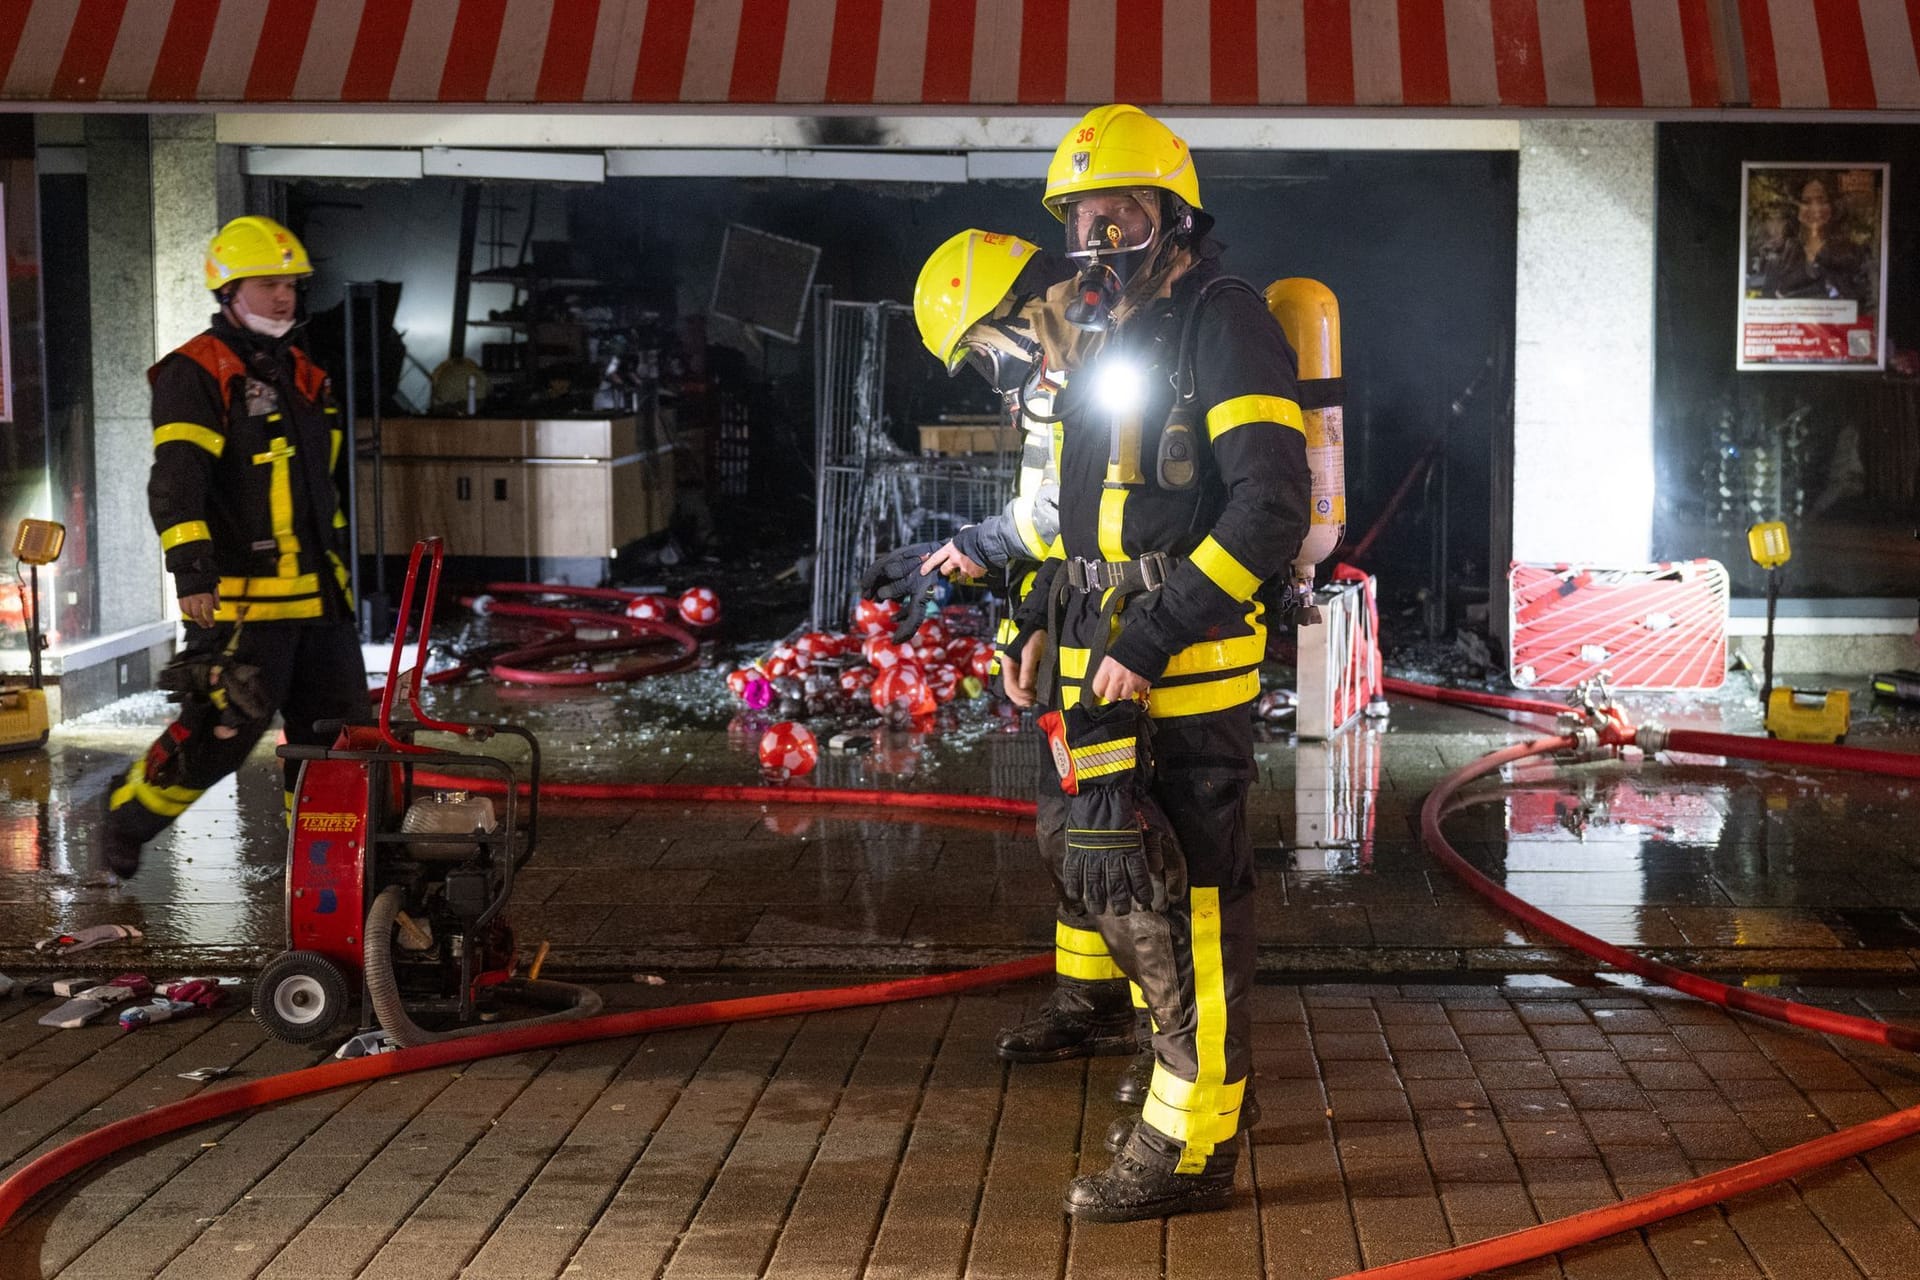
left=0, top=0, right=1910, bottom=111
left=1739, top=0, right=1920, bottom=109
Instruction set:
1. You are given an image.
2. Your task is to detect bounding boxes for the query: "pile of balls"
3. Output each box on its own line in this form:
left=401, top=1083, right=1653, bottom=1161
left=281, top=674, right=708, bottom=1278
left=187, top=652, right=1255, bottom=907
left=727, top=598, right=1000, bottom=724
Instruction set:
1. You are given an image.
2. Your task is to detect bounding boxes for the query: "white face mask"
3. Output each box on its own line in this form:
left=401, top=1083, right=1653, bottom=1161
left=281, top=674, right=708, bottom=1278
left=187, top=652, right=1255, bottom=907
left=227, top=289, right=295, bottom=339
left=239, top=312, right=295, bottom=339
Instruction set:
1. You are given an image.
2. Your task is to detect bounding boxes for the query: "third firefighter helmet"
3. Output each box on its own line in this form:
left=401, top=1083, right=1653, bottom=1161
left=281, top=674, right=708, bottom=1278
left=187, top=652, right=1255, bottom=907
left=1043, top=104, right=1202, bottom=222
left=913, top=229, right=1042, bottom=372
left=204, top=216, right=312, bottom=292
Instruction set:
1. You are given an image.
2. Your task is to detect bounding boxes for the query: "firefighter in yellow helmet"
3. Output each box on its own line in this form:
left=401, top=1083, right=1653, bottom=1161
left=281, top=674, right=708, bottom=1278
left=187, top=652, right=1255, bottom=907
left=1001, top=106, right=1313, bottom=1220
left=98, top=216, right=367, bottom=879
left=867, top=230, right=1140, bottom=1064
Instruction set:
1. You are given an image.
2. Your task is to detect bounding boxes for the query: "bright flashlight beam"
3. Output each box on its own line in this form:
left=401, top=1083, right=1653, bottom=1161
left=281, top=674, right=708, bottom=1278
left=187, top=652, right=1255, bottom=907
left=1094, top=361, right=1146, bottom=413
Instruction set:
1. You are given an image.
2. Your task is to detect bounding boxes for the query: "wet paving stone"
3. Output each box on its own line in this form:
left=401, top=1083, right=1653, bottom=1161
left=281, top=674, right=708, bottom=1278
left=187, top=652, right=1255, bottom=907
left=4, top=667, right=1912, bottom=981
left=7, top=973, right=1918, bottom=1277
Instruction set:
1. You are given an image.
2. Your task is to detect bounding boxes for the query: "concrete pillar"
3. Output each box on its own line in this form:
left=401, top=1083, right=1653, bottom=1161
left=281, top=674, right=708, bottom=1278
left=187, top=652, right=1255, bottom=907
left=149, top=115, right=221, bottom=362
left=84, top=115, right=160, bottom=635
left=1509, top=121, right=1656, bottom=567
left=86, top=113, right=223, bottom=636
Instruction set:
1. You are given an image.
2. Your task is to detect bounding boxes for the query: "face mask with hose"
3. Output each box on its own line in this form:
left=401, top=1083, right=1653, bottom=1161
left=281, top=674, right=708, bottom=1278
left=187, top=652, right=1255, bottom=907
left=862, top=291, right=1056, bottom=641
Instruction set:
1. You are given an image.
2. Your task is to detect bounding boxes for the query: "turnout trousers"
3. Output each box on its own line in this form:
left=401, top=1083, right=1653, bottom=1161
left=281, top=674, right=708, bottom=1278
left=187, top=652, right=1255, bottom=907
left=107, top=619, right=370, bottom=844
left=1036, top=772, right=1127, bottom=984
left=1089, top=707, right=1257, bottom=1168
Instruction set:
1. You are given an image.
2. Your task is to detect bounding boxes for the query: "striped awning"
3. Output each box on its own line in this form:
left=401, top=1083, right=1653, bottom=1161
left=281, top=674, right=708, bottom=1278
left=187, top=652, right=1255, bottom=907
left=0, top=0, right=1909, bottom=112
left=1740, top=0, right=1920, bottom=109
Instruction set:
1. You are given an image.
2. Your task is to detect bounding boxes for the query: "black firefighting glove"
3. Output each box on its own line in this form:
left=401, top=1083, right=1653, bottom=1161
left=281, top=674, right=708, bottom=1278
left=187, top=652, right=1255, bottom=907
left=1055, top=700, right=1179, bottom=917
left=858, top=541, right=941, bottom=642
left=158, top=644, right=272, bottom=732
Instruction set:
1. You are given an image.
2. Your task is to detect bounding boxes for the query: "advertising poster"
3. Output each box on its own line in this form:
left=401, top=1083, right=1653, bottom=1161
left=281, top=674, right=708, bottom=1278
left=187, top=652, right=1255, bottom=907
left=0, top=187, right=9, bottom=421
left=1739, top=162, right=1889, bottom=370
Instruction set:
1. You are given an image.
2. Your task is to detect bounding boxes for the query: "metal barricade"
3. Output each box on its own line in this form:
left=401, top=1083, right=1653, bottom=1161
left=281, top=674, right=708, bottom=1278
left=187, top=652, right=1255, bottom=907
left=810, top=292, right=1017, bottom=629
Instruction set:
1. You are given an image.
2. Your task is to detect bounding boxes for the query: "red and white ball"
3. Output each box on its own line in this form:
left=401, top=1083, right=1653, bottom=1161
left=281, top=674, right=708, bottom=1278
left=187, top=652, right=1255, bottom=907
left=872, top=665, right=936, bottom=719
left=624, top=594, right=673, bottom=622
left=677, top=586, right=721, bottom=627
left=794, top=632, right=837, bottom=664
left=863, top=636, right=912, bottom=670
left=924, top=663, right=960, bottom=704
left=758, top=721, right=819, bottom=778
left=852, top=597, right=900, bottom=636
left=839, top=665, right=876, bottom=694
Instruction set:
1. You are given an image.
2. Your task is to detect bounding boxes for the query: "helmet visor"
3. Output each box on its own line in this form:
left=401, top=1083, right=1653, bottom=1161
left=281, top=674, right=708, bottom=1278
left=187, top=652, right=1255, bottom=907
left=1061, top=192, right=1158, bottom=260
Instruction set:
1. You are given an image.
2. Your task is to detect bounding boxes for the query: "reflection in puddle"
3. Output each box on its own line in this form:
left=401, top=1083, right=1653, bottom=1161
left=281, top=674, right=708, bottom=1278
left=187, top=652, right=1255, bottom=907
left=1503, top=770, right=1725, bottom=844
left=1292, top=726, right=1382, bottom=871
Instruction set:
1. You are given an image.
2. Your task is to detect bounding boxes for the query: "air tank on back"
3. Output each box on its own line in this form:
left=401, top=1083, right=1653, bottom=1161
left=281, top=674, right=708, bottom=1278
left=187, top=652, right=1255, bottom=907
left=1263, top=278, right=1345, bottom=625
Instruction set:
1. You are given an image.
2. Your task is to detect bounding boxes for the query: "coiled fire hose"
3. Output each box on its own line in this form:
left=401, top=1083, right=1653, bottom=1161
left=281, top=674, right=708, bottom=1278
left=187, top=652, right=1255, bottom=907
left=462, top=597, right=699, bottom=686
left=1319, top=686, right=1920, bottom=1280
left=7, top=684, right=1920, bottom=1279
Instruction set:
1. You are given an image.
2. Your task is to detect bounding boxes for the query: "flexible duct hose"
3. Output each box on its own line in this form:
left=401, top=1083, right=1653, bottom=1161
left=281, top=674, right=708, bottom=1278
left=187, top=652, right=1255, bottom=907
left=362, top=884, right=603, bottom=1049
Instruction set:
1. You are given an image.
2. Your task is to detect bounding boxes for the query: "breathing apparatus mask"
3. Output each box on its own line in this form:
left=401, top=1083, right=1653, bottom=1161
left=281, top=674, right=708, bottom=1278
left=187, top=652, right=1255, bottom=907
left=1060, top=188, right=1197, bottom=333
left=953, top=296, right=1044, bottom=400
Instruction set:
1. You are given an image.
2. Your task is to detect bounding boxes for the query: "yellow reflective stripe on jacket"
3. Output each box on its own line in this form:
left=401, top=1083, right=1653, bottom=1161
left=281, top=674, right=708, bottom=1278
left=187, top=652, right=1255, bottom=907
left=214, top=596, right=325, bottom=622
left=1163, top=630, right=1264, bottom=678
left=1058, top=631, right=1263, bottom=682
left=252, top=437, right=301, bottom=576
left=1205, top=393, right=1304, bottom=441
left=330, top=427, right=343, bottom=471
left=1058, top=668, right=1259, bottom=718
left=160, top=520, right=211, bottom=551
left=1012, top=497, right=1048, bottom=560
left=327, top=551, right=355, bottom=608
left=218, top=573, right=319, bottom=598
left=1146, top=669, right=1260, bottom=718
left=1098, top=486, right=1128, bottom=561
left=153, top=422, right=225, bottom=457
left=1054, top=921, right=1124, bottom=982
left=1190, top=535, right=1263, bottom=603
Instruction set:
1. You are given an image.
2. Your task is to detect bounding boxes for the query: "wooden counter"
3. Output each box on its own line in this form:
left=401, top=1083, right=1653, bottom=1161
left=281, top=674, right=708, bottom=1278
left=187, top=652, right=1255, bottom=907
left=356, top=412, right=674, bottom=561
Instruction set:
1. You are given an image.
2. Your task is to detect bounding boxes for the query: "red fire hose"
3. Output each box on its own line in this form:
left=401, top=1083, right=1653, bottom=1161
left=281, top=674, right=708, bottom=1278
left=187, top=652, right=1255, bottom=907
left=412, top=772, right=1038, bottom=819
left=1321, top=725, right=1920, bottom=1279
left=0, top=956, right=1049, bottom=1235
left=457, top=596, right=701, bottom=686
left=478, top=581, right=656, bottom=608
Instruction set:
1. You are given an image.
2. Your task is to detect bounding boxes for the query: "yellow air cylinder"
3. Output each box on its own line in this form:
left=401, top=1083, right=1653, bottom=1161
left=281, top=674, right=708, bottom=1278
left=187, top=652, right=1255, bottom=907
left=1264, top=279, right=1345, bottom=621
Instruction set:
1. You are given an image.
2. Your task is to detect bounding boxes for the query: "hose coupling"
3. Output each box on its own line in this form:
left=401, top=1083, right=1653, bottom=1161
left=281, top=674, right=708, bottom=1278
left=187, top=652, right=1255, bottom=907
left=1635, top=722, right=1670, bottom=753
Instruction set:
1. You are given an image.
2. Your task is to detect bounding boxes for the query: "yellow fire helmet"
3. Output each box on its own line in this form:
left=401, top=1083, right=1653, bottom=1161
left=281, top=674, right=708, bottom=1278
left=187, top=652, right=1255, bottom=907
left=204, top=215, right=313, bottom=292
left=1043, top=104, right=1202, bottom=222
left=913, top=229, right=1041, bottom=371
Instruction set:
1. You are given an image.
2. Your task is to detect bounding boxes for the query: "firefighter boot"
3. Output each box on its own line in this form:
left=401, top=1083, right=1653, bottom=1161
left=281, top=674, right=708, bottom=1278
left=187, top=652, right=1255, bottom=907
left=1106, top=1090, right=1261, bottom=1154
left=94, top=795, right=146, bottom=881
left=994, top=977, right=1136, bottom=1063
left=1066, top=1119, right=1238, bottom=1222
left=1112, top=1010, right=1154, bottom=1104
